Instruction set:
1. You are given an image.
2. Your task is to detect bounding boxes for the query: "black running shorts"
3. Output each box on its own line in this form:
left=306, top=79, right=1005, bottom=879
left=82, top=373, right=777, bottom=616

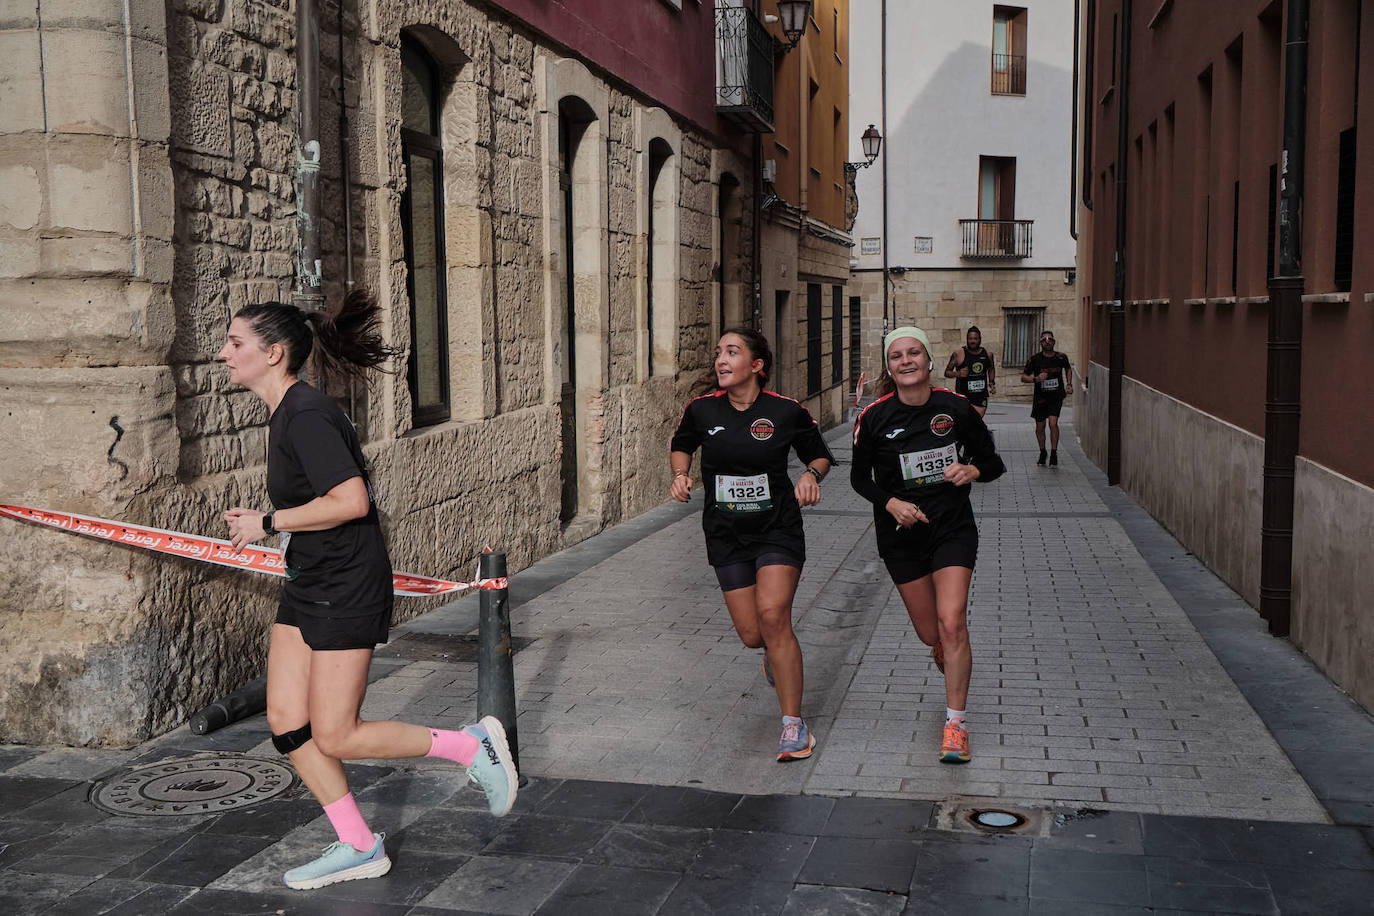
left=277, top=600, right=391, bottom=650
left=713, top=551, right=804, bottom=592
left=1031, top=398, right=1064, bottom=421
left=881, top=521, right=979, bottom=585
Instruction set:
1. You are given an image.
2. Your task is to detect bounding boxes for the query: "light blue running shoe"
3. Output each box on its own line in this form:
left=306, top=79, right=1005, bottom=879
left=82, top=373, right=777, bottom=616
left=464, top=715, right=518, bottom=816
left=284, top=832, right=390, bottom=890
left=777, top=720, right=815, bottom=762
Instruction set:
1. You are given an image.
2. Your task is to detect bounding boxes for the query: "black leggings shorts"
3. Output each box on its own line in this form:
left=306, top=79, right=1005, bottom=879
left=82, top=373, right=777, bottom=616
left=713, top=551, right=804, bottom=592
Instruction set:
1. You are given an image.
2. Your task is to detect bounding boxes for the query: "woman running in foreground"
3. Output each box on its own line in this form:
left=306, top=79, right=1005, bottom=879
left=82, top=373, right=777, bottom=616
left=219, top=292, right=518, bottom=890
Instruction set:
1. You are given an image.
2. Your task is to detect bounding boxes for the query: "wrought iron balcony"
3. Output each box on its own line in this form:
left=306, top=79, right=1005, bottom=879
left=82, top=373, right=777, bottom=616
left=715, top=5, right=774, bottom=132
left=960, top=219, right=1033, bottom=258
left=991, top=53, right=1026, bottom=95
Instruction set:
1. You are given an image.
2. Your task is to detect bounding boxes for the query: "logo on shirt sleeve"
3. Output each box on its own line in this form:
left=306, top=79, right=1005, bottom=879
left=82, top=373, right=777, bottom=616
left=749, top=418, right=775, bottom=441
left=930, top=414, right=955, bottom=437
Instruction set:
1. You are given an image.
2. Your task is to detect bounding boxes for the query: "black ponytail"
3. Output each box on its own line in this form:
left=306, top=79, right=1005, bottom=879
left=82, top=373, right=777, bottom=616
left=306, top=287, right=399, bottom=382
left=235, top=288, right=399, bottom=383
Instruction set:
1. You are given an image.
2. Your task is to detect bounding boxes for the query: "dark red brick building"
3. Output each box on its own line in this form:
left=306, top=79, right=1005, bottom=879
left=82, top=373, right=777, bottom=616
left=1075, top=0, right=1373, bottom=710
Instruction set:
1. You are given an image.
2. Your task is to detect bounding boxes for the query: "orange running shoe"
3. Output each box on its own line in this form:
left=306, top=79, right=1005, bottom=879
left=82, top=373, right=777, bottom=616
left=940, top=720, right=970, bottom=764
left=931, top=641, right=945, bottom=674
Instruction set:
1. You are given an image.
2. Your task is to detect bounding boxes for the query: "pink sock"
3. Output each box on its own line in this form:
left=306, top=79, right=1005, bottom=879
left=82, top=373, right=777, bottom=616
left=323, top=793, right=374, bottom=851
left=426, top=727, right=479, bottom=767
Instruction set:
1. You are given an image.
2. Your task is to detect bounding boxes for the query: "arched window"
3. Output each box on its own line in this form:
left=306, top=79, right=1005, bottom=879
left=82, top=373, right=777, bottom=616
left=400, top=36, right=449, bottom=426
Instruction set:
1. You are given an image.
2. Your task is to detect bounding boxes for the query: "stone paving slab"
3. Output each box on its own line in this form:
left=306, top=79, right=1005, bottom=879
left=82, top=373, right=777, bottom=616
left=1, top=767, right=1370, bottom=915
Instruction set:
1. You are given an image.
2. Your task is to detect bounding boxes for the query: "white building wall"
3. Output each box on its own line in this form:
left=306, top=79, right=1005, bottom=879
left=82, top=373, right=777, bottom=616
left=850, top=0, right=1077, bottom=270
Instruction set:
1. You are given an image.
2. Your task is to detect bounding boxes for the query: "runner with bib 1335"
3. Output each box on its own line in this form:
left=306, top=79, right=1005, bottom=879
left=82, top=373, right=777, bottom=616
left=852, top=326, right=1005, bottom=764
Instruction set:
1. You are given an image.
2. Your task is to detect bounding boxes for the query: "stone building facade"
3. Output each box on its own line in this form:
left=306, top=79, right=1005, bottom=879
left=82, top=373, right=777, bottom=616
left=0, top=0, right=751, bottom=745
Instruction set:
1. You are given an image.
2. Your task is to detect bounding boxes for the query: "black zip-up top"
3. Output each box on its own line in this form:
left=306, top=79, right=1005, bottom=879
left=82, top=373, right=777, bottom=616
left=671, top=389, right=834, bottom=566
left=851, top=388, right=1005, bottom=554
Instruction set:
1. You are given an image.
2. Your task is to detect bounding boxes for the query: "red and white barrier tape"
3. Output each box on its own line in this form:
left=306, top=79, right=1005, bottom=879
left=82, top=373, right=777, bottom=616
left=0, top=504, right=505, bottom=598
left=854, top=371, right=867, bottom=408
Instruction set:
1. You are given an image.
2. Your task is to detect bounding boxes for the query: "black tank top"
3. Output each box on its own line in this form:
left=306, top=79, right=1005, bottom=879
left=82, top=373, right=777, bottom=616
left=956, top=347, right=991, bottom=397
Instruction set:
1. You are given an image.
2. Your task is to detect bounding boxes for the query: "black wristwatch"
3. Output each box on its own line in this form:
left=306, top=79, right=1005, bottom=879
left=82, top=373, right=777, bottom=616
left=804, top=467, right=823, bottom=483
left=262, top=512, right=276, bottom=535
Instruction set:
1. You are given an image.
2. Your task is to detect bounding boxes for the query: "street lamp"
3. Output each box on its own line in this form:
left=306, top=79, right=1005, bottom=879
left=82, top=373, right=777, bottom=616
left=845, top=124, right=883, bottom=172
left=777, top=0, right=812, bottom=51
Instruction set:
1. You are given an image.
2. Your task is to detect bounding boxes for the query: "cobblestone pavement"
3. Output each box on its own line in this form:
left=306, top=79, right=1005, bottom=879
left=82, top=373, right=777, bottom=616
left=2, top=404, right=1372, bottom=914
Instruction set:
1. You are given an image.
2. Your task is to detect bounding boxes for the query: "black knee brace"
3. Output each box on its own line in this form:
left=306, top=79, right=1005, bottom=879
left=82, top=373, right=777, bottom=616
left=272, top=722, right=313, bottom=754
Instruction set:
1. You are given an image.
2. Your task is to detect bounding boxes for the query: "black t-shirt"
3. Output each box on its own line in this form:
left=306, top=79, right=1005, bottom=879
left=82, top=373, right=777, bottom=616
left=850, top=388, right=1005, bottom=556
left=268, top=382, right=393, bottom=617
left=955, top=346, right=993, bottom=398
left=670, top=389, right=834, bottom=566
left=1024, top=351, right=1072, bottom=400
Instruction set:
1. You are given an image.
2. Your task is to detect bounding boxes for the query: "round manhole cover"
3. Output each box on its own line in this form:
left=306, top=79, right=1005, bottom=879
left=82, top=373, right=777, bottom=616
left=970, top=809, right=1027, bottom=830
left=91, top=755, right=296, bottom=816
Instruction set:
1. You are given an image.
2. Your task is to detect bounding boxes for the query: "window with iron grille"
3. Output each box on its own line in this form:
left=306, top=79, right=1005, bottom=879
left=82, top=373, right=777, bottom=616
left=1003, top=307, right=1046, bottom=368
left=992, top=6, right=1028, bottom=95
left=807, top=283, right=822, bottom=396
left=831, top=285, right=843, bottom=385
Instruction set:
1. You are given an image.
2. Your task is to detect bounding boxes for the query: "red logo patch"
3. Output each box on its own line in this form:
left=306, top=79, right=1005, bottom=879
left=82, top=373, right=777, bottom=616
left=930, top=414, right=955, bottom=437
left=750, top=418, right=775, bottom=441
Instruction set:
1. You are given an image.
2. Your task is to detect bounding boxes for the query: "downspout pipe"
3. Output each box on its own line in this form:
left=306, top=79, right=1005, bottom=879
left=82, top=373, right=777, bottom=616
left=1108, top=0, right=1132, bottom=486
left=337, top=0, right=353, bottom=290
left=1261, top=0, right=1309, bottom=637
left=880, top=0, right=890, bottom=334
left=337, top=1, right=356, bottom=420
left=752, top=0, right=763, bottom=330
left=1070, top=0, right=1080, bottom=241
left=293, top=0, right=324, bottom=312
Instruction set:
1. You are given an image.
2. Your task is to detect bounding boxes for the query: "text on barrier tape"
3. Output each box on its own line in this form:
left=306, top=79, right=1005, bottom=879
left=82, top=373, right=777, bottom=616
left=0, top=504, right=505, bottom=598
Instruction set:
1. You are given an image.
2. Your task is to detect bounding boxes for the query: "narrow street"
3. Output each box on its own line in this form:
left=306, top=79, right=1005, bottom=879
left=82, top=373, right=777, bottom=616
left=2, top=409, right=1370, bottom=914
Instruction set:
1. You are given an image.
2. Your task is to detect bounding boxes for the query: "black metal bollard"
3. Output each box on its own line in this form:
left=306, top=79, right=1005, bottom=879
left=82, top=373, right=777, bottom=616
left=477, top=550, right=519, bottom=773
left=190, top=676, right=267, bottom=735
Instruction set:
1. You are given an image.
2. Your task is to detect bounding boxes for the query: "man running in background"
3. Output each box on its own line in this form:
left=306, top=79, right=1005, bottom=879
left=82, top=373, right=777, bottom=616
left=944, top=326, right=995, bottom=417
left=1021, top=330, right=1073, bottom=466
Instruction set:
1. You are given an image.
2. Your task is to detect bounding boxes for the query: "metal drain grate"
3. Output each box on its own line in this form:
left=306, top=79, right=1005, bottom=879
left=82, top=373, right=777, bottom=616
left=374, top=632, right=534, bottom=663
left=91, top=755, right=297, bottom=816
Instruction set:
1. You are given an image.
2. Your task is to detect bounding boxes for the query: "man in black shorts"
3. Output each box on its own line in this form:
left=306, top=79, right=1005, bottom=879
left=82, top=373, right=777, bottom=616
left=1020, top=330, right=1073, bottom=466
left=944, top=325, right=996, bottom=417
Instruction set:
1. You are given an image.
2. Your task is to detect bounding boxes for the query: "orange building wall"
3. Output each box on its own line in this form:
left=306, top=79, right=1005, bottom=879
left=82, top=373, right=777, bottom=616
left=764, top=0, right=850, bottom=229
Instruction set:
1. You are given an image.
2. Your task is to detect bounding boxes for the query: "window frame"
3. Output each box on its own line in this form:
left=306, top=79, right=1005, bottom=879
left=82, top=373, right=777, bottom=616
left=807, top=282, right=823, bottom=397
left=991, top=5, right=1028, bottom=96
left=400, top=37, right=451, bottom=428
left=1002, top=306, right=1046, bottom=368
left=831, top=285, right=843, bottom=385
